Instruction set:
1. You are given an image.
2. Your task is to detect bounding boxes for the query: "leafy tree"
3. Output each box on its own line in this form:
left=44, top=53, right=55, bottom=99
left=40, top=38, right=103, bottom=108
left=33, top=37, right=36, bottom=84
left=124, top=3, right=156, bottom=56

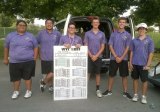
left=133, top=0, right=160, bottom=31
left=0, top=13, right=16, bottom=27
left=0, top=0, right=138, bottom=20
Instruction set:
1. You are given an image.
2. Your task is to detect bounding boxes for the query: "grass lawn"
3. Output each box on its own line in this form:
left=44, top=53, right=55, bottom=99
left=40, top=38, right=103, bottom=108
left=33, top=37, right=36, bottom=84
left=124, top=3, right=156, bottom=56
left=148, top=32, right=160, bottom=48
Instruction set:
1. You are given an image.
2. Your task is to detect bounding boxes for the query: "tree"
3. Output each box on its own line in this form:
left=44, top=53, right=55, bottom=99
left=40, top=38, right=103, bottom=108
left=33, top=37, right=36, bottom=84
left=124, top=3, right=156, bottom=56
left=0, top=13, right=16, bottom=27
left=0, top=0, right=138, bottom=20
left=133, top=0, right=160, bottom=31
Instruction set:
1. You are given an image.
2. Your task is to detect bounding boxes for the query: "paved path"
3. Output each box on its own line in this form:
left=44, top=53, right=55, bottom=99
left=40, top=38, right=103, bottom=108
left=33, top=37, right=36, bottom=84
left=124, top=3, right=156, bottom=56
left=0, top=60, right=160, bottom=112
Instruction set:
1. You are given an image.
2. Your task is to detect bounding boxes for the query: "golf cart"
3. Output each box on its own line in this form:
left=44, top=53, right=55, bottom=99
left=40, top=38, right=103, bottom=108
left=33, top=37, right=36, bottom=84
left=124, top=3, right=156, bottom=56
left=148, top=62, right=160, bottom=87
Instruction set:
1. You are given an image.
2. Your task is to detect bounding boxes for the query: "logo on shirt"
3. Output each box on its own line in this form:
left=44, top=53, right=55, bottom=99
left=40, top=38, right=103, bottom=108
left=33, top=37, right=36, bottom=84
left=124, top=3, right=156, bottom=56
left=122, top=35, right=127, bottom=40
left=53, top=35, right=57, bottom=38
left=25, top=37, right=31, bottom=41
left=144, top=39, right=149, bottom=45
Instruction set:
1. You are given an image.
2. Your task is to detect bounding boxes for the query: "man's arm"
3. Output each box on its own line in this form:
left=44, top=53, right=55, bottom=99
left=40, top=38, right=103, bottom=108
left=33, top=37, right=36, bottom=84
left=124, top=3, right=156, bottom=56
left=109, top=45, right=118, bottom=58
left=84, top=43, right=93, bottom=58
left=120, top=46, right=130, bottom=60
left=34, top=47, right=38, bottom=61
left=95, top=44, right=105, bottom=57
left=144, top=53, right=154, bottom=70
left=3, top=48, right=9, bottom=65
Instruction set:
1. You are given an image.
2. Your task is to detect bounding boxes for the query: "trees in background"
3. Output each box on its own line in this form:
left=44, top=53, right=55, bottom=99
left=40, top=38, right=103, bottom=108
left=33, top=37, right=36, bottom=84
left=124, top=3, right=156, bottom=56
left=0, top=0, right=137, bottom=20
left=133, top=0, right=160, bottom=32
left=0, top=0, right=160, bottom=29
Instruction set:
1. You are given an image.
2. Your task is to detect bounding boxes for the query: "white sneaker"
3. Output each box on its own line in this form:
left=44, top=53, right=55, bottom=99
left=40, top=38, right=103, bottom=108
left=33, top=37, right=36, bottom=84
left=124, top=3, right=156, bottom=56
left=24, top=90, right=32, bottom=99
left=48, top=86, right=53, bottom=93
left=96, top=90, right=102, bottom=98
left=132, top=94, right=138, bottom=102
left=11, top=91, right=19, bottom=99
left=141, top=95, right=147, bottom=104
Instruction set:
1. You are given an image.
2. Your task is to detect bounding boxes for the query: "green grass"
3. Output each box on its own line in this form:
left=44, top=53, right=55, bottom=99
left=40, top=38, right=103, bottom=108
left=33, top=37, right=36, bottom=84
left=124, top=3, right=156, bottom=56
left=148, top=32, right=160, bottom=48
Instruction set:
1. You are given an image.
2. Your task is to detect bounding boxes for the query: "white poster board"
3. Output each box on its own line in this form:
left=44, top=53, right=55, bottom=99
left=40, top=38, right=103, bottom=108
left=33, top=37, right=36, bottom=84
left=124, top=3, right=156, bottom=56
left=53, top=46, right=88, bottom=100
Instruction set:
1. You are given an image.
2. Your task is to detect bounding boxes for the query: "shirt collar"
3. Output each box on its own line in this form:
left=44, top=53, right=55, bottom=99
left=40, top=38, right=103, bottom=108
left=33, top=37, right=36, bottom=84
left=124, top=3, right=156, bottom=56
left=16, top=31, right=26, bottom=36
left=116, top=30, right=126, bottom=34
left=136, top=35, right=149, bottom=40
left=90, top=29, right=100, bottom=34
left=45, top=29, right=54, bottom=34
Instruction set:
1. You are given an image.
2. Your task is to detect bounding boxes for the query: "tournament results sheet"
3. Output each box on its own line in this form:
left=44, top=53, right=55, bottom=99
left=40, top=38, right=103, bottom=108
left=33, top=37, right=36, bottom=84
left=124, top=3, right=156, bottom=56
left=54, top=46, right=88, bottom=100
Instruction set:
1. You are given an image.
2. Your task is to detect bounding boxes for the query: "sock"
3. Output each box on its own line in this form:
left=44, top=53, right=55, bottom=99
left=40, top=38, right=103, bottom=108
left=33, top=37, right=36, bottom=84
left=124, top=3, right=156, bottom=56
left=41, top=80, right=46, bottom=85
left=96, top=85, right=99, bottom=91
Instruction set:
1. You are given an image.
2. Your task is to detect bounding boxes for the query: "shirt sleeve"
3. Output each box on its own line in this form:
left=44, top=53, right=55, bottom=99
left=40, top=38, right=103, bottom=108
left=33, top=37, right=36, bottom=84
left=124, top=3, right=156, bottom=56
left=31, top=35, right=38, bottom=48
left=108, top=33, right=114, bottom=46
left=4, top=34, right=10, bottom=48
left=56, top=31, right=61, bottom=45
left=126, top=33, right=132, bottom=47
left=59, top=36, right=64, bottom=45
left=83, top=32, right=88, bottom=45
left=148, top=38, right=154, bottom=53
left=36, top=32, right=41, bottom=44
left=130, top=40, right=134, bottom=51
left=78, top=36, right=83, bottom=45
left=101, top=32, right=106, bottom=44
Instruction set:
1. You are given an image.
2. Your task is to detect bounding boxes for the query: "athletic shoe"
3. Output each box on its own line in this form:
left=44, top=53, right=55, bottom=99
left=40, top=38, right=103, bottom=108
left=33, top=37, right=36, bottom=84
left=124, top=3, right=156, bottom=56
left=96, top=90, right=102, bottom=98
left=48, top=86, right=53, bottom=94
left=102, top=90, right=112, bottom=96
left=11, top=91, right=19, bottom=99
left=141, top=95, right=147, bottom=104
left=132, top=94, right=138, bottom=102
left=24, top=90, right=32, bottom=99
left=123, top=92, right=132, bottom=100
left=40, top=79, right=46, bottom=92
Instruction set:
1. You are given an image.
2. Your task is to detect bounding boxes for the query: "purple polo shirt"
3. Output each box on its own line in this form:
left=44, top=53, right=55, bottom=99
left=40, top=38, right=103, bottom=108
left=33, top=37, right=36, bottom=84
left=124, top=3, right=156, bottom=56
left=84, top=30, right=106, bottom=56
left=59, top=35, right=83, bottom=45
left=130, top=35, right=154, bottom=66
left=109, top=30, right=131, bottom=60
left=4, top=31, right=38, bottom=63
left=37, top=29, right=61, bottom=61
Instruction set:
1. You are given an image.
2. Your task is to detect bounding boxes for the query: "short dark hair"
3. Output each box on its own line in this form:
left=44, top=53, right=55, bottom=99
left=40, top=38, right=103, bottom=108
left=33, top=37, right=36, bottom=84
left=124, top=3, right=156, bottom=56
left=16, top=20, right=27, bottom=26
left=118, top=17, right=127, bottom=23
left=45, top=18, right=54, bottom=24
left=68, top=22, right=76, bottom=28
left=91, top=16, right=100, bottom=23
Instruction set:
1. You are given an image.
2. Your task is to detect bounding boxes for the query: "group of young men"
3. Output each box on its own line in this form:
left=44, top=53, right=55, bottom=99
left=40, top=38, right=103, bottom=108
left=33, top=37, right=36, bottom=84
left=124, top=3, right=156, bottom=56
left=4, top=17, right=154, bottom=104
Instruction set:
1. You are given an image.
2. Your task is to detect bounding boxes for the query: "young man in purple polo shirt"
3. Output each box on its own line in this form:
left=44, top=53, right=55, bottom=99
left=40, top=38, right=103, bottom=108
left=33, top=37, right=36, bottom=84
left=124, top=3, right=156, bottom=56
left=37, top=18, right=61, bottom=93
left=3, top=20, right=38, bottom=99
left=130, top=23, right=154, bottom=104
left=59, top=22, right=82, bottom=47
left=84, top=17, right=106, bottom=98
left=103, top=17, right=132, bottom=99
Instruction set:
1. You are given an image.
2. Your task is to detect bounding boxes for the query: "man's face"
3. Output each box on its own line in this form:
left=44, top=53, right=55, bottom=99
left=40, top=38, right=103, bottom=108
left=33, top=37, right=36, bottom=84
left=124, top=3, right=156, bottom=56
left=45, top=20, right=53, bottom=30
left=92, top=19, right=100, bottom=29
left=138, top=27, right=147, bottom=36
left=118, top=19, right=126, bottom=29
left=68, top=24, right=76, bottom=34
left=16, top=22, right=27, bottom=33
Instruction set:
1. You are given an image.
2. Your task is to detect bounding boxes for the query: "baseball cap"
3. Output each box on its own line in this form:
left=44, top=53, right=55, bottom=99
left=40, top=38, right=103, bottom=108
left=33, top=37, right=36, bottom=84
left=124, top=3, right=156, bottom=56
left=136, top=23, right=148, bottom=30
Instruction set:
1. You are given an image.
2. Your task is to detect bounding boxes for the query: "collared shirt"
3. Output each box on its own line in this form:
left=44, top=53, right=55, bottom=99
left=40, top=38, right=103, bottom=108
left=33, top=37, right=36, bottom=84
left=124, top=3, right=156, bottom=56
left=37, top=29, right=61, bottom=61
left=130, top=35, right=154, bottom=66
left=108, top=30, right=131, bottom=60
left=84, top=30, right=106, bottom=56
left=59, top=35, right=82, bottom=46
left=4, top=31, right=38, bottom=63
